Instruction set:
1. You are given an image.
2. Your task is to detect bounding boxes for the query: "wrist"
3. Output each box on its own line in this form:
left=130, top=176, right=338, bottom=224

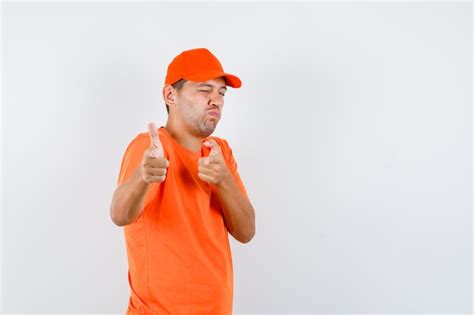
left=216, top=171, right=232, bottom=190
left=135, top=168, right=150, bottom=188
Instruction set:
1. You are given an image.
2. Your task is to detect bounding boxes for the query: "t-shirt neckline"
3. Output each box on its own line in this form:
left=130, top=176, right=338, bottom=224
left=159, top=126, right=205, bottom=158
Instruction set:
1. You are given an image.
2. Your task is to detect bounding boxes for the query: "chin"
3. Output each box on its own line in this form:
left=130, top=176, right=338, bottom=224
left=201, top=126, right=215, bottom=137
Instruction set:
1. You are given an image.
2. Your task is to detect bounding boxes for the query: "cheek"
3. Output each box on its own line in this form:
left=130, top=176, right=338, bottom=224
left=197, top=94, right=210, bottom=104
left=181, top=96, right=202, bottom=111
left=183, top=94, right=211, bottom=116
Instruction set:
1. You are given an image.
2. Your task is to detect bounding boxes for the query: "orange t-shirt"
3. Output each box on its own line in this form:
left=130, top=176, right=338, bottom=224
left=117, top=126, right=249, bottom=315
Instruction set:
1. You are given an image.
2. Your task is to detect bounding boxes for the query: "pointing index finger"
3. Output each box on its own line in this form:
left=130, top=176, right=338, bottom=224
left=147, top=122, right=164, bottom=158
left=148, top=123, right=160, bottom=148
left=204, top=139, right=220, bottom=156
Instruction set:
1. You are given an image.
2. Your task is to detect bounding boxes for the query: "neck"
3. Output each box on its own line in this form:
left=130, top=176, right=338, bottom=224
left=164, top=117, right=205, bottom=153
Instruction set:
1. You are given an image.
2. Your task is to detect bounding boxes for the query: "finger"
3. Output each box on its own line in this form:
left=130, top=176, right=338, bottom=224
left=198, top=165, right=214, bottom=176
left=146, top=148, right=161, bottom=159
left=198, top=156, right=211, bottom=166
left=147, top=167, right=167, bottom=177
left=203, top=139, right=221, bottom=157
left=148, top=122, right=164, bottom=158
left=198, top=172, right=213, bottom=183
left=148, top=122, right=159, bottom=148
left=200, top=155, right=221, bottom=165
left=200, top=154, right=219, bottom=165
left=144, top=174, right=166, bottom=183
left=145, top=157, right=169, bottom=168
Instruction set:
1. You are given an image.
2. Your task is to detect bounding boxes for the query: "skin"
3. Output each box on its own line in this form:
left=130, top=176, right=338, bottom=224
left=163, top=77, right=227, bottom=152
left=163, top=77, right=255, bottom=243
left=110, top=77, right=256, bottom=244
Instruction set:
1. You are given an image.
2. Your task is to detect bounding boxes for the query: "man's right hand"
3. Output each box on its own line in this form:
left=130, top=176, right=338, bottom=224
left=140, top=122, right=169, bottom=184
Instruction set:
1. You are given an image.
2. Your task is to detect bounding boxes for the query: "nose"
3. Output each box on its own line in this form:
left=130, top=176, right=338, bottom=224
left=209, top=90, right=224, bottom=108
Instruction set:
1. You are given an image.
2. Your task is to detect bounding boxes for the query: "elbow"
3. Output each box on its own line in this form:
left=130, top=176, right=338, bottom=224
left=110, top=208, right=125, bottom=227
left=111, top=212, right=131, bottom=227
left=110, top=200, right=129, bottom=227
left=236, top=213, right=256, bottom=244
left=240, top=234, right=254, bottom=244
left=111, top=215, right=126, bottom=227
left=234, top=227, right=255, bottom=244
left=241, top=212, right=256, bottom=243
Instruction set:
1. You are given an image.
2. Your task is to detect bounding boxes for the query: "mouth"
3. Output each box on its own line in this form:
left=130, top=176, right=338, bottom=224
left=208, top=111, right=220, bottom=118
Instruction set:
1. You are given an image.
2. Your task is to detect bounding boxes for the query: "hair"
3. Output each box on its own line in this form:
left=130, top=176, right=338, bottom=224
left=165, top=79, right=187, bottom=114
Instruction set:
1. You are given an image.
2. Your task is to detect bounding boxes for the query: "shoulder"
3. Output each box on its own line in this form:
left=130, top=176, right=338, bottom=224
left=208, top=135, right=234, bottom=161
left=209, top=135, right=230, bottom=151
left=135, top=131, right=149, bottom=141
left=120, top=132, right=152, bottom=160
left=126, top=132, right=149, bottom=150
left=131, top=130, right=171, bottom=159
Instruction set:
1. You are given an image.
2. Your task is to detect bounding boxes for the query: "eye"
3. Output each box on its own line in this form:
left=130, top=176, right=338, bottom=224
left=219, top=92, right=226, bottom=96
left=198, top=90, right=210, bottom=93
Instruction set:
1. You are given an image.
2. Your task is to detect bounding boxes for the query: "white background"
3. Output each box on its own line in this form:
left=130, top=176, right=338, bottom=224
left=2, top=1, right=472, bottom=314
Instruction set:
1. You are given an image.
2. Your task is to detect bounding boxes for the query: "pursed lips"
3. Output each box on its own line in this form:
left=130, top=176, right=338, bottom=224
left=208, top=111, right=220, bottom=118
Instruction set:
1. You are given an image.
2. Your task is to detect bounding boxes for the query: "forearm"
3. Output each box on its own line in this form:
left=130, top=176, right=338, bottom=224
left=215, top=174, right=255, bottom=243
left=110, top=169, right=150, bottom=226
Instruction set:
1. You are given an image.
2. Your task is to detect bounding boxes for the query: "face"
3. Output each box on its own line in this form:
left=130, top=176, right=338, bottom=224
left=174, top=77, right=227, bottom=137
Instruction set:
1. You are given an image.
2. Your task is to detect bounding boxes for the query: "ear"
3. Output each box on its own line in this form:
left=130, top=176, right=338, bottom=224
left=162, top=84, right=177, bottom=108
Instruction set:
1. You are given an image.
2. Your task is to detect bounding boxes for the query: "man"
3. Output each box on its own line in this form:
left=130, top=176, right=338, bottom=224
left=110, top=48, right=256, bottom=315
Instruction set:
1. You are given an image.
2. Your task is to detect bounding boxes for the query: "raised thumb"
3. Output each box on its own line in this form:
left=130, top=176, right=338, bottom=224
left=148, top=122, right=164, bottom=158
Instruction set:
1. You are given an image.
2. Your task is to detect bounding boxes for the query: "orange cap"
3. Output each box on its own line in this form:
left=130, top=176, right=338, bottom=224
left=165, top=48, right=242, bottom=88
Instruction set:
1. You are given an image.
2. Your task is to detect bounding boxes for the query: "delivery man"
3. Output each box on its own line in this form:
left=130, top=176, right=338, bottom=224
left=110, top=47, right=256, bottom=315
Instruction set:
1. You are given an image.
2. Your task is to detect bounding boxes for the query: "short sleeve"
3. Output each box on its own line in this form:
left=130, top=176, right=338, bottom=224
left=116, top=134, right=159, bottom=213
left=221, top=139, right=250, bottom=200
left=117, top=134, right=146, bottom=185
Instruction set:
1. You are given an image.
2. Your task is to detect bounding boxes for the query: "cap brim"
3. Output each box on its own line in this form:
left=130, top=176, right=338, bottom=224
left=184, top=71, right=242, bottom=88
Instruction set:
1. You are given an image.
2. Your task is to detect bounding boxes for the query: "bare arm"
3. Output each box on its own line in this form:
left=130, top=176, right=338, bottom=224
left=196, top=138, right=256, bottom=243
left=110, top=169, right=151, bottom=226
left=110, top=122, right=168, bottom=227
left=215, top=174, right=256, bottom=243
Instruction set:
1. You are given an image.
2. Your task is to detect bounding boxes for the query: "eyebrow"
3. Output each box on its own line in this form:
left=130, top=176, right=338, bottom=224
left=196, top=83, right=227, bottom=91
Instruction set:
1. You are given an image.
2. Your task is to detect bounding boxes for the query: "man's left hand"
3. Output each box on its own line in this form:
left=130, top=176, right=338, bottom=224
left=198, top=139, right=230, bottom=186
